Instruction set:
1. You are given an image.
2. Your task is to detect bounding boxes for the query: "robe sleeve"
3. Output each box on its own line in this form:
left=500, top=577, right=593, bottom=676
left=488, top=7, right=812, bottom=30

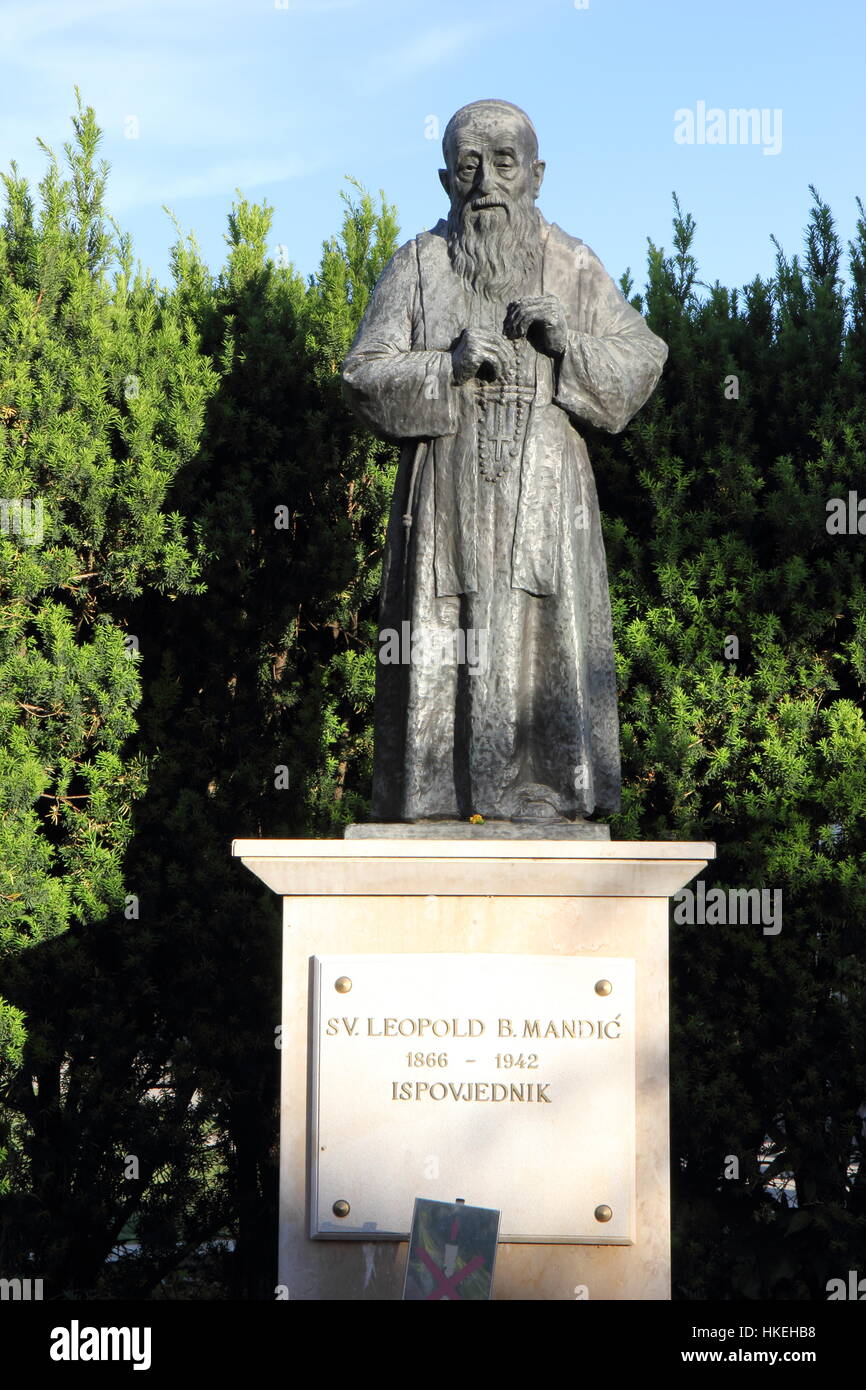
left=552, top=245, right=668, bottom=434
left=341, top=241, right=460, bottom=440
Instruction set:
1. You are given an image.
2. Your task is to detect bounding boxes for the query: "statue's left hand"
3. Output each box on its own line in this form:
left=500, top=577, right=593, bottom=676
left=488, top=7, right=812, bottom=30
left=505, top=295, right=569, bottom=356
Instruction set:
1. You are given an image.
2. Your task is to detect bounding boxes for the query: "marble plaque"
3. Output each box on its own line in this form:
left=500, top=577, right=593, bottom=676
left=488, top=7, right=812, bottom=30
left=310, top=953, right=635, bottom=1243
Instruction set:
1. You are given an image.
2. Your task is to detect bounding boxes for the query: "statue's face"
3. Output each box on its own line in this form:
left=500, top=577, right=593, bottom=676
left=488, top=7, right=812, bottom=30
left=440, top=111, right=544, bottom=231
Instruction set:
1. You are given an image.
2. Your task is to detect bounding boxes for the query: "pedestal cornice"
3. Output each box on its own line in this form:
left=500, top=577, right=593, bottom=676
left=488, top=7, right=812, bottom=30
left=232, top=838, right=716, bottom=899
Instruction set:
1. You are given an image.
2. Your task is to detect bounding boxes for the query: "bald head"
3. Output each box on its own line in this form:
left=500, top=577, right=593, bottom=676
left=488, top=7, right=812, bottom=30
left=442, top=100, right=539, bottom=165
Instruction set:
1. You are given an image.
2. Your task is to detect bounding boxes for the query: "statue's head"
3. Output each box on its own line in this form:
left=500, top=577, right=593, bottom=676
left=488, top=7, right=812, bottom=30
left=439, top=100, right=544, bottom=299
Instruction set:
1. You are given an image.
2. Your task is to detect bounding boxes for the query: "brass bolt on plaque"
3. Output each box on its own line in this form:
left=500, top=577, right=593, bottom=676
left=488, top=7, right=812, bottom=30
left=334, top=977, right=352, bottom=994
left=332, top=1200, right=350, bottom=1218
left=594, top=1204, right=613, bottom=1223
left=595, top=979, right=612, bottom=996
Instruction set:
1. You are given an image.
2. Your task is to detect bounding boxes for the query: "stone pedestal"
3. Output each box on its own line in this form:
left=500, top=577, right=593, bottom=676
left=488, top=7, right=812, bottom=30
left=233, top=838, right=714, bottom=1301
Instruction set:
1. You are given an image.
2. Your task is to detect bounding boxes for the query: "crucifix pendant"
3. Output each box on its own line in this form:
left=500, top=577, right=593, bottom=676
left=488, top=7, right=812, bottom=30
left=489, top=399, right=514, bottom=462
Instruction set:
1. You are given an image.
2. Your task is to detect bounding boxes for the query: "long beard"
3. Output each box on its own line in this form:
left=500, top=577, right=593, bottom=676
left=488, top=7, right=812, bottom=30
left=446, top=198, right=542, bottom=302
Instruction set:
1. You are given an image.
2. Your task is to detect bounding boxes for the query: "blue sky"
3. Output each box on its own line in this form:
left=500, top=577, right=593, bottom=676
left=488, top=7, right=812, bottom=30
left=3, top=0, right=865, bottom=294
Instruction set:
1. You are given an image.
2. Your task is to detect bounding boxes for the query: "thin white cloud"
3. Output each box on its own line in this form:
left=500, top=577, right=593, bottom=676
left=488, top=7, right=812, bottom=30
left=2, top=0, right=209, bottom=45
left=110, top=154, right=324, bottom=209
left=273, top=0, right=360, bottom=9
left=2, top=41, right=282, bottom=154
left=359, top=20, right=495, bottom=93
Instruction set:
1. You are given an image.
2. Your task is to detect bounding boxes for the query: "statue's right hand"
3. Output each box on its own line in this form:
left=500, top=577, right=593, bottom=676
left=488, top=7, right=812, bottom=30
left=451, top=328, right=511, bottom=384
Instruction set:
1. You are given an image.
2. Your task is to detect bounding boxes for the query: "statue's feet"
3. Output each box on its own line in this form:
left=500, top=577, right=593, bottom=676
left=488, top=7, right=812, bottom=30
left=510, top=783, right=570, bottom=824
left=406, top=783, right=592, bottom=826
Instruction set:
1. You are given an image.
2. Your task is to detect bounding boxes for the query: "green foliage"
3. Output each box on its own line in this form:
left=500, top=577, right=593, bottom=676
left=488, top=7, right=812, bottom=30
left=0, top=95, right=220, bottom=1277
left=0, top=93, right=217, bottom=1087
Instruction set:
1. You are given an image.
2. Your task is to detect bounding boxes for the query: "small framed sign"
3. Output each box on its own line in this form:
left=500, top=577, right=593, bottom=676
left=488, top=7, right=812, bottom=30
left=403, top=1198, right=500, bottom=1301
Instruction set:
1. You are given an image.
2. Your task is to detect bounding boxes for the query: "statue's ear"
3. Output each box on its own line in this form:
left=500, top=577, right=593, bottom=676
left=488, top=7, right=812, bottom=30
left=532, top=160, right=546, bottom=198
left=438, top=168, right=451, bottom=198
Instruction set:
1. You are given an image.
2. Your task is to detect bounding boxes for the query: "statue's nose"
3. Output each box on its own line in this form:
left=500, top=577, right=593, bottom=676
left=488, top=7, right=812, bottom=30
left=474, top=160, right=493, bottom=195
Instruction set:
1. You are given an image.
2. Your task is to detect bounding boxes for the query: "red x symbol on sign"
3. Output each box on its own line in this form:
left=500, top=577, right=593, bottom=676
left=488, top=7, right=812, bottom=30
left=418, top=1247, right=485, bottom=1300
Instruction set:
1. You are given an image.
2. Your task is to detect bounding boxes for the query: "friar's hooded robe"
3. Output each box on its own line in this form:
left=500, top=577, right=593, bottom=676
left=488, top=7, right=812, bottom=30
left=342, top=214, right=667, bottom=822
